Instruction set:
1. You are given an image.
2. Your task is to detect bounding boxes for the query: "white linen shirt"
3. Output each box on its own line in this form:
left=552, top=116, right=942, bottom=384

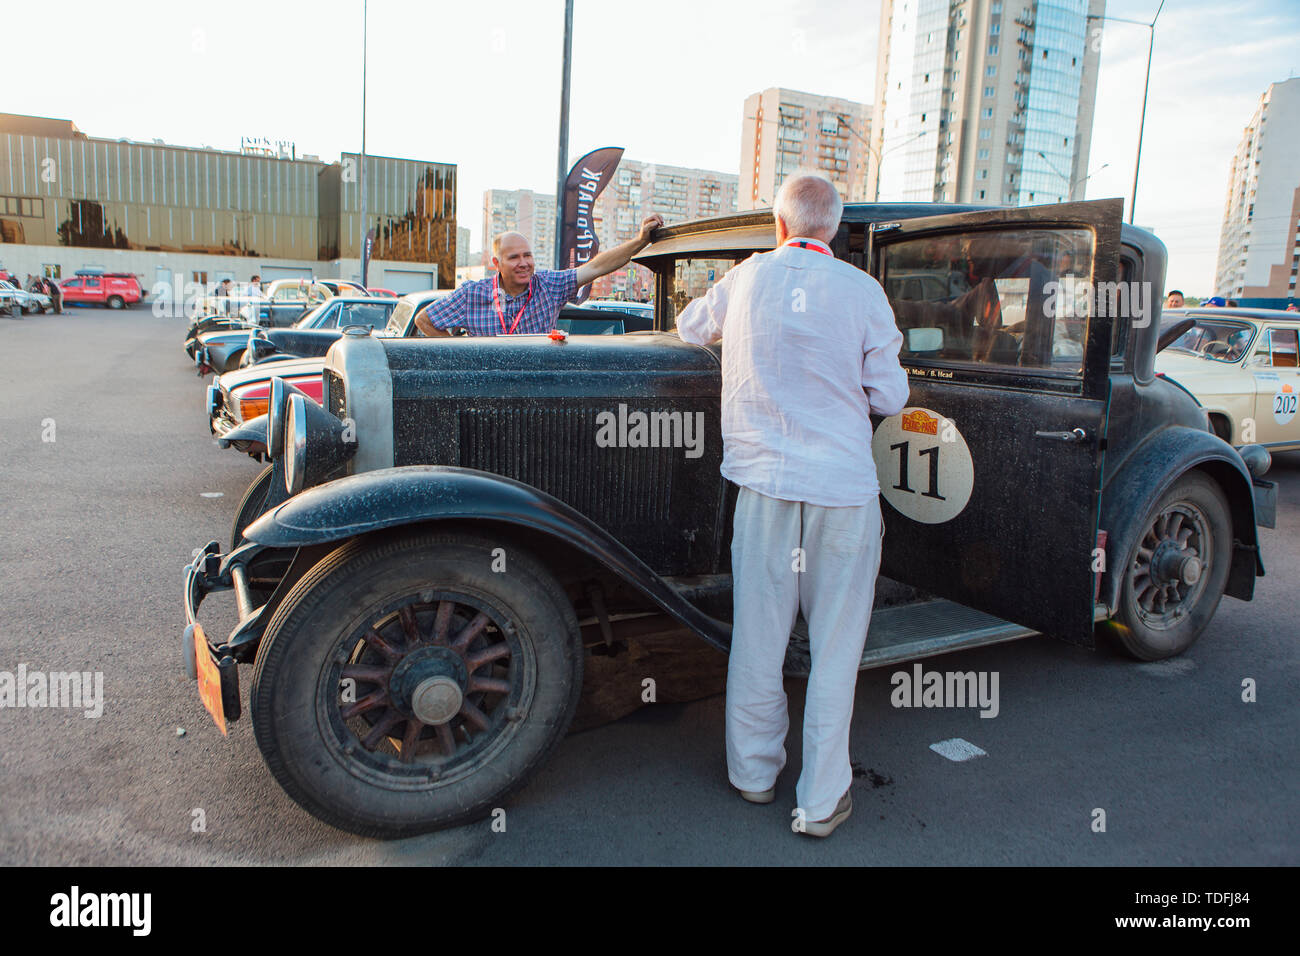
left=675, top=237, right=909, bottom=506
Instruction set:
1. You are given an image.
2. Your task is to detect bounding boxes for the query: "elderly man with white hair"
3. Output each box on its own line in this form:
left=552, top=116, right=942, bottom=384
left=675, top=172, right=909, bottom=837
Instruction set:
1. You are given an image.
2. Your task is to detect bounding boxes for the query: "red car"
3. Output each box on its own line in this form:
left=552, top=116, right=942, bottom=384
left=60, top=271, right=144, bottom=309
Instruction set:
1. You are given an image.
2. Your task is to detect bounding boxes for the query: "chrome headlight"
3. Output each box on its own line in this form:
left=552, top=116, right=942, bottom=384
left=285, top=394, right=308, bottom=495
left=282, top=390, right=358, bottom=495
left=205, top=384, right=220, bottom=417
left=268, top=377, right=287, bottom=458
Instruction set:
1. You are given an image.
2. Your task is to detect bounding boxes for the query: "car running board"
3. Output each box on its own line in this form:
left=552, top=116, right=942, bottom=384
left=782, top=599, right=1037, bottom=676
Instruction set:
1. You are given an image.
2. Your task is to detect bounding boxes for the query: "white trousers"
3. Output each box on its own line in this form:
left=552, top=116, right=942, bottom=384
left=726, top=486, right=883, bottom=821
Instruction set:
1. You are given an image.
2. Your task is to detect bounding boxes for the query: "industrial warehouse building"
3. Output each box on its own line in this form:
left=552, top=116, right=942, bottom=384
left=0, top=113, right=456, bottom=296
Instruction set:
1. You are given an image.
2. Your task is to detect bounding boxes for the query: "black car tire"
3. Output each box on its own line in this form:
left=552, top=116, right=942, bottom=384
left=249, top=530, right=582, bottom=838
left=230, top=465, right=275, bottom=548
left=1110, top=471, right=1231, bottom=661
left=107, top=295, right=124, bottom=309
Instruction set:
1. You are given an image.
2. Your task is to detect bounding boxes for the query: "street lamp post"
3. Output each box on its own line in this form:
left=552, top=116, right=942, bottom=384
left=1036, top=151, right=1109, bottom=197
left=359, top=0, right=367, bottom=280
left=553, top=0, right=574, bottom=270
left=1089, top=0, right=1165, bottom=224
left=834, top=116, right=927, bottom=201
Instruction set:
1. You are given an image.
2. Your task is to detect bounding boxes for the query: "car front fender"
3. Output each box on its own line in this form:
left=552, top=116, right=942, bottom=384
left=1100, top=426, right=1264, bottom=612
left=244, top=465, right=732, bottom=650
left=216, top=414, right=268, bottom=451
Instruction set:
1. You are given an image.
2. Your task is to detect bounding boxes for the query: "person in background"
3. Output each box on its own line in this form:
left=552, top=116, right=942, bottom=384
left=676, top=172, right=909, bottom=838
left=416, top=214, right=663, bottom=336
left=1165, top=289, right=1184, bottom=309
left=248, top=275, right=262, bottom=296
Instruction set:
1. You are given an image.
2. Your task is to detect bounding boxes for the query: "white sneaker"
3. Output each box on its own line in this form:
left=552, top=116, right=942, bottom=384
left=735, top=785, right=776, bottom=804
left=801, top=790, right=852, bottom=837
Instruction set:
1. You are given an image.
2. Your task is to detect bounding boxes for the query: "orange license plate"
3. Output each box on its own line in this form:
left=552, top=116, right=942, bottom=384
left=193, top=624, right=228, bottom=736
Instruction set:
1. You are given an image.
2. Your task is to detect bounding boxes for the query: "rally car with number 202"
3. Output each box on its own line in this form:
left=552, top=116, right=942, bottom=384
left=181, top=198, right=1277, bottom=838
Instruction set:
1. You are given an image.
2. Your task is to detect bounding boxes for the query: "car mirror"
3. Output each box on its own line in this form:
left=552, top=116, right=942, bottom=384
left=906, top=327, right=944, bottom=353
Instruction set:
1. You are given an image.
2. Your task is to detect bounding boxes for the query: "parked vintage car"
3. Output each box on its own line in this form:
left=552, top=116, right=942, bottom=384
left=60, top=269, right=144, bottom=308
left=195, top=297, right=398, bottom=375
left=1155, top=308, right=1300, bottom=453
left=0, top=278, right=51, bottom=315
left=182, top=199, right=1277, bottom=837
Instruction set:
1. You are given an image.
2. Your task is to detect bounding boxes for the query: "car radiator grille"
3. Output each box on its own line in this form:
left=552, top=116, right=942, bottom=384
left=457, top=406, right=675, bottom=527
left=323, top=369, right=346, bottom=420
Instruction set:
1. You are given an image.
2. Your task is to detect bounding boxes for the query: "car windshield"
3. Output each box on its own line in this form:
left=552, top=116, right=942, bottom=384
left=294, top=302, right=333, bottom=328
left=334, top=301, right=396, bottom=330
left=387, top=299, right=419, bottom=335
left=1167, top=318, right=1255, bottom=362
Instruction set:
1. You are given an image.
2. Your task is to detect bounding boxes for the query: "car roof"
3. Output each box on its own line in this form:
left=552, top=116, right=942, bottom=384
left=1165, top=307, right=1300, bottom=323
left=635, top=201, right=1163, bottom=262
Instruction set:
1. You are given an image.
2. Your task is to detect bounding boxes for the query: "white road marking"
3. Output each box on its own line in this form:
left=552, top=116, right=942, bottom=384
left=199, top=492, right=224, bottom=498
left=930, top=738, right=987, bottom=762
left=1136, top=657, right=1198, bottom=678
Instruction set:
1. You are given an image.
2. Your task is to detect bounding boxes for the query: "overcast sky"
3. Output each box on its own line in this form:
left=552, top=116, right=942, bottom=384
left=7, top=0, right=1300, bottom=293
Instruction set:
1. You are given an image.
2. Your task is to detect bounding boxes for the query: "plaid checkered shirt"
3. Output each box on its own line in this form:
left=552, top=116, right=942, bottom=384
left=420, top=269, right=579, bottom=336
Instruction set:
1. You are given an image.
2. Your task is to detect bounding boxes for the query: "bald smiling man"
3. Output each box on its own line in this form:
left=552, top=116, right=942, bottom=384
left=415, top=214, right=664, bottom=337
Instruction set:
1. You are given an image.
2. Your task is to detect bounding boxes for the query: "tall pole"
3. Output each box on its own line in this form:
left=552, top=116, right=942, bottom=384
left=359, top=0, right=368, bottom=278
left=1128, top=0, right=1164, bottom=224
left=554, top=0, right=574, bottom=269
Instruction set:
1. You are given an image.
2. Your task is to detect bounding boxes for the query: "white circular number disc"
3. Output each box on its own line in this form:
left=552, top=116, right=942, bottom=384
left=1273, top=383, right=1296, bottom=426
left=872, top=407, right=974, bottom=524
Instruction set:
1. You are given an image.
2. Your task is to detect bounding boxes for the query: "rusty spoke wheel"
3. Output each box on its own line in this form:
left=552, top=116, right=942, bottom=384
left=1110, top=472, right=1231, bottom=661
left=250, top=532, right=582, bottom=838
left=334, top=596, right=518, bottom=769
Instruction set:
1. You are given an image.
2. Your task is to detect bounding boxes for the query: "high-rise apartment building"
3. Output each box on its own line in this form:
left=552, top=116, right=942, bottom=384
left=588, top=159, right=738, bottom=299
left=874, top=0, right=1104, bottom=205
left=1215, top=77, right=1300, bottom=305
left=739, top=88, right=872, bottom=210
left=481, top=188, right=556, bottom=267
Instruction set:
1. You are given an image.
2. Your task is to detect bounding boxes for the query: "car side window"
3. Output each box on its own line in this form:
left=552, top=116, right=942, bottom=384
left=879, top=227, right=1093, bottom=373
left=1265, top=328, right=1299, bottom=368
left=86, top=277, right=101, bottom=288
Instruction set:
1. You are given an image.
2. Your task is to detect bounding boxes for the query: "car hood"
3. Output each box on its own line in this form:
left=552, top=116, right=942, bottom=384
left=218, top=355, right=326, bottom=391
left=1155, top=350, right=1250, bottom=392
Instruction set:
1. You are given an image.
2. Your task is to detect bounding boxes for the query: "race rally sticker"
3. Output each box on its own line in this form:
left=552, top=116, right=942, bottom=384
left=872, top=407, right=974, bottom=524
left=1273, top=383, right=1297, bottom=426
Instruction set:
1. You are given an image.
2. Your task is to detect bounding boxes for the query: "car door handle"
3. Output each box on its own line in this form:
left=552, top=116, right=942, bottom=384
left=1035, top=428, right=1089, bottom=443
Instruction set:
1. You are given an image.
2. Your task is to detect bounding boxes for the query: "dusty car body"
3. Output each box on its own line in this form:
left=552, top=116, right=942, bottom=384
left=1156, top=308, right=1300, bottom=452
left=181, top=199, right=1276, bottom=838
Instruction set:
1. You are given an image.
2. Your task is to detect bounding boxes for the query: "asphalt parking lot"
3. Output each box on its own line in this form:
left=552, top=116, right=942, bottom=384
left=1, top=306, right=1297, bottom=865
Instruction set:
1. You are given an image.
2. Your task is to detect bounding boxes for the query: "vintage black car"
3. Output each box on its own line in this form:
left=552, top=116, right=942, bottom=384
left=182, top=199, right=1277, bottom=838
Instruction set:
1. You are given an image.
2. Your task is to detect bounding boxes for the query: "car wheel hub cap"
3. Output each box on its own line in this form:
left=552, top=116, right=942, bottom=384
left=1130, top=503, right=1210, bottom=628
left=390, top=645, right=468, bottom=724
left=410, top=677, right=463, bottom=725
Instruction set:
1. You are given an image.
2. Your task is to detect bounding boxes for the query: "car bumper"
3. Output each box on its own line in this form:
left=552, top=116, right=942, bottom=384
left=183, top=543, right=255, bottom=731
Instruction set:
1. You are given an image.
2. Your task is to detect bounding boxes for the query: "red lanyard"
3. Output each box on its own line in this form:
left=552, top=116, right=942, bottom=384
left=492, top=273, right=533, bottom=334
left=783, top=239, right=832, bottom=256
